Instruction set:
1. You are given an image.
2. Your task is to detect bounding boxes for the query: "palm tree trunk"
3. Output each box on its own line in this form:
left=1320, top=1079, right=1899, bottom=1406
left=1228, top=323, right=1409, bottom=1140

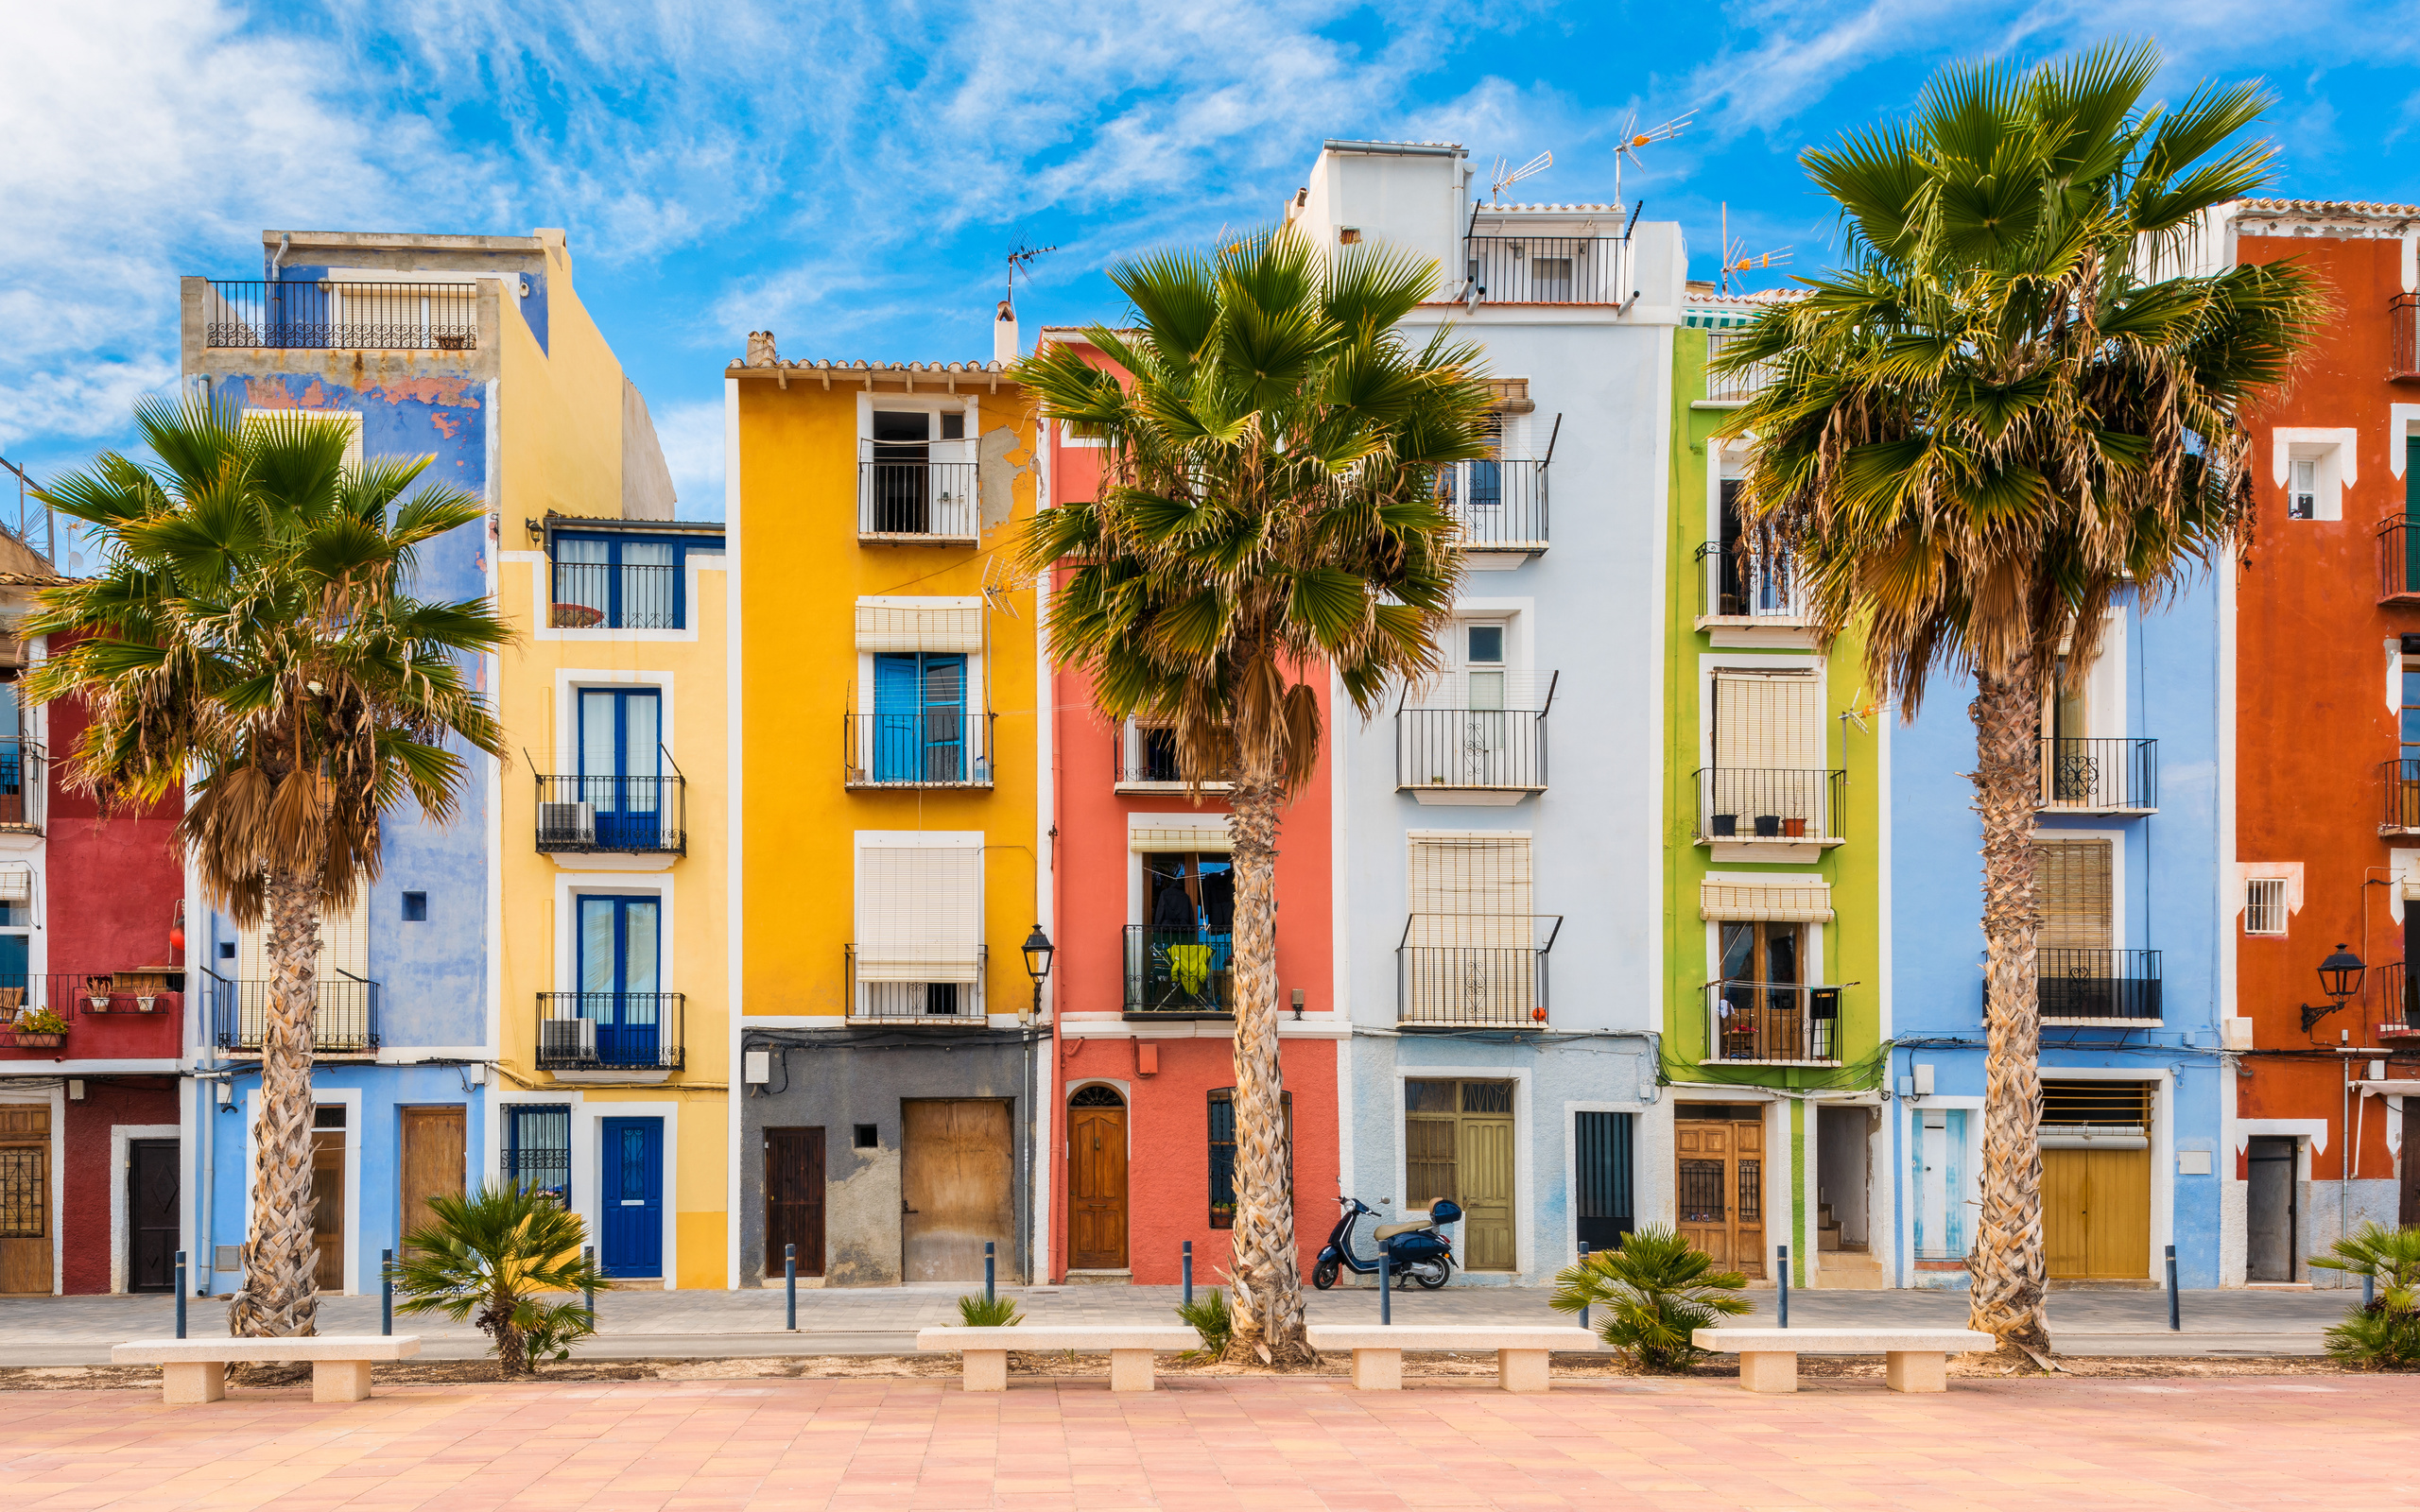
left=1966, top=660, right=2050, bottom=1355
left=1220, top=763, right=1313, bottom=1366
left=228, top=867, right=323, bottom=1338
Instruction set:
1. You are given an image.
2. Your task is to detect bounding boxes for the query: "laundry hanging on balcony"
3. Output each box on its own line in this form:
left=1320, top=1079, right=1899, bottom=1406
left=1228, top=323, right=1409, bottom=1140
left=1699, top=880, right=1833, bottom=923
left=854, top=596, right=982, bottom=653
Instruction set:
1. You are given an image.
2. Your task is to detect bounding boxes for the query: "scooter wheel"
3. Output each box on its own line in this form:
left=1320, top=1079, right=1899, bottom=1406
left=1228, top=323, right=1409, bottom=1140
left=1412, top=1262, right=1449, bottom=1290
left=1312, top=1258, right=1340, bottom=1290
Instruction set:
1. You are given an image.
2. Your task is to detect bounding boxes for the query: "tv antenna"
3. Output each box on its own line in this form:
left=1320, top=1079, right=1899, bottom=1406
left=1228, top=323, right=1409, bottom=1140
left=1612, top=110, right=1694, bottom=207
left=1005, top=238, right=1057, bottom=300
left=1718, top=203, right=1792, bottom=295
left=1489, top=150, right=1552, bottom=205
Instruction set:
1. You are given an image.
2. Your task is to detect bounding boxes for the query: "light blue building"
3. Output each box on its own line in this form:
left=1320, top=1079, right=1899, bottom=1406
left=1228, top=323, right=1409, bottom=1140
left=1889, top=578, right=2230, bottom=1288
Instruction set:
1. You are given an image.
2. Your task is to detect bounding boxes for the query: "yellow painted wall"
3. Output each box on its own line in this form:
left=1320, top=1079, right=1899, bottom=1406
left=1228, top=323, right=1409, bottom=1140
left=496, top=235, right=631, bottom=522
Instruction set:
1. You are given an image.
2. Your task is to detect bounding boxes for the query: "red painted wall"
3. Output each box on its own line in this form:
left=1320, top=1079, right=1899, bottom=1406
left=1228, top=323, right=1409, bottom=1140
left=60, top=1078, right=179, bottom=1294
left=43, top=685, right=184, bottom=1065
left=2233, top=229, right=2416, bottom=1181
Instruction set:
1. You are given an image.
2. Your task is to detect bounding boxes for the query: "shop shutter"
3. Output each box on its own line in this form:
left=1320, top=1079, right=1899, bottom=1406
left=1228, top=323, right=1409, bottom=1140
left=1712, top=670, right=1824, bottom=770
left=855, top=597, right=983, bottom=653
left=855, top=838, right=983, bottom=982
left=2035, top=840, right=2113, bottom=951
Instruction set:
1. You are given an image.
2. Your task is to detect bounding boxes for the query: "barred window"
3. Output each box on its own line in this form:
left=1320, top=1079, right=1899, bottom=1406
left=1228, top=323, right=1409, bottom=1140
left=504, top=1105, right=571, bottom=1207
left=1206, top=1087, right=1290, bottom=1229
left=2244, top=878, right=2289, bottom=936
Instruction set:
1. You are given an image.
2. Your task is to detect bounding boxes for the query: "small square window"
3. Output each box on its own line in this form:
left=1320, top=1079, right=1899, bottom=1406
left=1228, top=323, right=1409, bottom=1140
left=1339, top=227, right=1362, bottom=245
left=1465, top=625, right=1505, bottom=664
left=2245, top=878, right=2290, bottom=936
left=217, top=941, right=236, bottom=960
left=940, top=412, right=965, bottom=441
left=2288, top=459, right=2315, bottom=520
left=854, top=1124, right=878, bottom=1149
left=401, top=891, right=428, bottom=922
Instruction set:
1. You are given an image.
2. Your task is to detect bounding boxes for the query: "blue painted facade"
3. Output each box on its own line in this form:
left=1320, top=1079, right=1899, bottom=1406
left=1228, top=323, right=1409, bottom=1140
left=1888, top=579, right=2231, bottom=1287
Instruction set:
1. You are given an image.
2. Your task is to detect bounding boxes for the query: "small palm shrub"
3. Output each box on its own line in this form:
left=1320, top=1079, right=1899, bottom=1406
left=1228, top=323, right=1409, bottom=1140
left=1548, top=1226, right=1750, bottom=1372
left=393, top=1184, right=601, bottom=1375
left=1176, top=1288, right=1233, bottom=1359
left=957, top=1294, right=1022, bottom=1328
left=2309, top=1222, right=2420, bottom=1369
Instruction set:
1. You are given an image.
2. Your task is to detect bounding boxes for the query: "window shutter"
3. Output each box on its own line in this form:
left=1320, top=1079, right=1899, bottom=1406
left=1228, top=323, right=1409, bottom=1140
left=1130, top=824, right=1234, bottom=853
left=1405, top=833, right=1531, bottom=947
left=1712, top=671, right=1824, bottom=769
left=233, top=895, right=367, bottom=981
left=2034, top=840, right=2112, bottom=950
left=1699, top=882, right=1833, bottom=923
left=856, top=840, right=982, bottom=981
left=855, top=597, right=982, bottom=653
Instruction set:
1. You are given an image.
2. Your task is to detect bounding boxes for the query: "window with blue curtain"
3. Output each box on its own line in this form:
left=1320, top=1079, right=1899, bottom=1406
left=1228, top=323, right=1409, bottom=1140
left=577, top=895, right=660, bottom=1066
left=552, top=533, right=717, bottom=628
left=579, top=689, right=662, bottom=848
left=873, top=652, right=966, bottom=782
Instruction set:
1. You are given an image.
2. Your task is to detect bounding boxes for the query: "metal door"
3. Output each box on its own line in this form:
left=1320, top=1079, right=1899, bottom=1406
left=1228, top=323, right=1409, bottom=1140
left=901, top=1100, right=1014, bottom=1282
left=765, top=1127, right=826, bottom=1278
left=1067, top=1090, right=1129, bottom=1270
left=2247, top=1136, right=2298, bottom=1282
left=600, top=1117, right=664, bottom=1278
left=127, top=1139, right=180, bottom=1293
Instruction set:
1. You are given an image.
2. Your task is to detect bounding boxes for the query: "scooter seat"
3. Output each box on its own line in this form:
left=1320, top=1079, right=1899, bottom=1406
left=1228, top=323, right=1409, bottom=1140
left=1372, top=1219, right=1431, bottom=1241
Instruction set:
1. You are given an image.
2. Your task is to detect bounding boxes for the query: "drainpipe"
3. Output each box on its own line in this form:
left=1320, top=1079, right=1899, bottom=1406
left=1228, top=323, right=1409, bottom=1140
left=269, top=232, right=290, bottom=279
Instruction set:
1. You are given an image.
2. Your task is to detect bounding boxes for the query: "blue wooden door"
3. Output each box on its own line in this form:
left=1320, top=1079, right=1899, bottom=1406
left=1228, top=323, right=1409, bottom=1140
left=577, top=896, right=660, bottom=1067
left=579, top=689, right=662, bottom=849
left=873, top=653, right=965, bottom=782
left=599, top=1117, right=663, bottom=1278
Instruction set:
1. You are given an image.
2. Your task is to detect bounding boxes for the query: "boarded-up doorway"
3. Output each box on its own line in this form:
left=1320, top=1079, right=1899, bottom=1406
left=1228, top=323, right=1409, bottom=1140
left=1067, top=1086, right=1129, bottom=1270
left=766, top=1127, right=827, bottom=1278
left=902, top=1100, right=1015, bottom=1283
left=1676, top=1106, right=1767, bottom=1279
left=0, top=1104, right=51, bottom=1294
left=311, top=1107, right=348, bottom=1293
left=1405, top=1078, right=1516, bottom=1271
left=399, top=1108, right=465, bottom=1255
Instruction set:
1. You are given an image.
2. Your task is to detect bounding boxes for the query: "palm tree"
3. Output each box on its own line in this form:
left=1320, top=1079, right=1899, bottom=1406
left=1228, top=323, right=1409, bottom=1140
left=27, top=397, right=511, bottom=1337
left=396, top=1184, right=603, bottom=1375
left=1715, top=43, right=2323, bottom=1354
left=1013, top=229, right=1494, bottom=1363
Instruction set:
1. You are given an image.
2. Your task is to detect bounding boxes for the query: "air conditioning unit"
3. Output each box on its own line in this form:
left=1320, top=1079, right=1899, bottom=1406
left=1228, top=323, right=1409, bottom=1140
left=539, top=1017, right=596, bottom=1063
left=540, top=801, right=596, bottom=845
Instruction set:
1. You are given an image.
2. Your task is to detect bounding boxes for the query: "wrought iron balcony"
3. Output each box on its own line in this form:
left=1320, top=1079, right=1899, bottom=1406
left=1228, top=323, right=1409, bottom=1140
left=1394, top=673, right=1554, bottom=798
left=1703, top=331, right=1776, bottom=404
left=845, top=711, right=995, bottom=789
left=857, top=460, right=980, bottom=542
left=1695, top=541, right=1803, bottom=624
left=2386, top=759, right=2420, bottom=834
left=201, top=280, right=478, bottom=351
left=2, top=972, right=187, bottom=1056
left=1125, top=926, right=1234, bottom=1016
left=535, top=992, right=684, bottom=1072
left=548, top=560, right=683, bottom=629
left=0, top=739, right=42, bottom=833
left=1114, top=721, right=1232, bottom=792
left=1703, top=981, right=1842, bottom=1064
left=2033, top=949, right=2162, bottom=1022
left=2394, top=292, right=2420, bottom=381
left=2377, top=961, right=2420, bottom=1037
left=1435, top=459, right=1549, bottom=555
left=534, top=771, right=687, bottom=855
left=843, top=946, right=988, bottom=1022
left=2379, top=516, right=2420, bottom=604
left=1395, top=914, right=1563, bottom=1027
left=209, top=971, right=379, bottom=1055
left=2039, top=738, right=2157, bottom=812
left=1462, top=235, right=1626, bottom=303
left=1693, top=767, right=1847, bottom=847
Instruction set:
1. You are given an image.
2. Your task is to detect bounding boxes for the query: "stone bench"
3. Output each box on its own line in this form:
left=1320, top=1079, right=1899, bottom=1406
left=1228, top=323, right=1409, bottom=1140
left=913, top=1326, right=1200, bottom=1392
left=112, top=1335, right=423, bottom=1405
left=1690, top=1328, right=1996, bottom=1393
left=1305, top=1325, right=1599, bottom=1393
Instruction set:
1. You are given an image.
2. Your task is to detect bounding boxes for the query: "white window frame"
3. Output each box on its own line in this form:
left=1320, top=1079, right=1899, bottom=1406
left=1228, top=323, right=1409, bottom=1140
left=2243, top=877, right=2290, bottom=936
left=2270, top=428, right=2357, bottom=522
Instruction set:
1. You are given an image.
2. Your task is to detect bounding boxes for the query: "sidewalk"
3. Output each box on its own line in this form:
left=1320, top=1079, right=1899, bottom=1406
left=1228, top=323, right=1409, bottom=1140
left=0, top=1284, right=2352, bottom=1366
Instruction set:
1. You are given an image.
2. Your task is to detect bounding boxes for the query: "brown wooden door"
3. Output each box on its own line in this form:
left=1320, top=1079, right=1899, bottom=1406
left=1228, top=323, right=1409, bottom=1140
left=765, top=1127, right=827, bottom=1277
left=901, top=1100, right=1015, bottom=1283
left=398, top=1108, right=465, bottom=1255
left=2044, top=1146, right=2151, bottom=1280
left=127, top=1139, right=181, bottom=1293
left=312, top=1129, right=347, bottom=1292
left=1067, top=1095, right=1129, bottom=1269
left=1675, top=1117, right=1766, bottom=1279
left=0, top=1104, right=51, bottom=1294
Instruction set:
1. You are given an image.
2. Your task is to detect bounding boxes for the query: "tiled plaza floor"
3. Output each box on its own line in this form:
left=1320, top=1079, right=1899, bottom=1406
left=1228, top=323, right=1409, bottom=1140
left=6, top=1373, right=2415, bottom=1509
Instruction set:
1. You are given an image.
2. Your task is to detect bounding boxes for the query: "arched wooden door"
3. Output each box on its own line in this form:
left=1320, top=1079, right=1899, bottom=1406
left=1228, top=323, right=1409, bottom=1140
left=1067, top=1085, right=1129, bottom=1271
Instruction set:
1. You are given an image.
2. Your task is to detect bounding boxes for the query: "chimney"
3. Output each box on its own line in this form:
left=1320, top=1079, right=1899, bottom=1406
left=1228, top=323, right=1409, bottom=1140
left=994, top=299, right=1018, bottom=365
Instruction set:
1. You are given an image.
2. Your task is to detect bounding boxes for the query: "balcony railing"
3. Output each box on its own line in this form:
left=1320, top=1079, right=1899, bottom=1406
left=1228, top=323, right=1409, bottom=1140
left=0, top=739, right=43, bottom=833
left=2039, top=738, right=2157, bottom=812
left=2377, top=961, right=2420, bottom=1036
left=845, top=712, right=995, bottom=788
left=1693, top=767, right=1847, bottom=845
left=1703, top=981, right=1842, bottom=1064
left=2032, top=949, right=2163, bottom=1022
left=1462, top=236, right=1626, bottom=303
left=1695, top=541, right=1803, bottom=622
left=534, top=992, right=684, bottom=1072
left=844, top=946, right=988, bottom=1022
left=210, top=971, right=379, bottom=1055
left=2386, top=760, right=2420, bottom=833
left=202, top=280, right=479, bottom=351
left=1396, top=685, right=1553, bottom=796
left=1703, top=332, right=1776, bottom=404
left=1396, top=914, right=1563, bottom=1027
left=1114, top=723, right=1233, bottom=791
left=2394, top=293, right=2419, bottom=381
left=534, top=770, right=687, bottom=855
left=857, top=460, right=980, bottom=541
left=1125, top=926, right=1234, bottom=1015
left=2, top=972, right=191, bottom=1052
left=2380, top=516, right=2420, bottom=603
left=1435, top=459, right=1548, bottom=553
left=548, top=560, right=682, bottom=629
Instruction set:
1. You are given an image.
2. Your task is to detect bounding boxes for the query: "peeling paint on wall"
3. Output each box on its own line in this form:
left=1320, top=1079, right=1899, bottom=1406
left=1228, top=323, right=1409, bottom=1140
left=821, top=1144, right=905, bottom=1286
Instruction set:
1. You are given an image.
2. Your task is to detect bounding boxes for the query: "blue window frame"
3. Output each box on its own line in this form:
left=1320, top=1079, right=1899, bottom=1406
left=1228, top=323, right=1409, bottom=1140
left=576, top=895, right=661, bottom=1067
left=503, top=1105, right=571, bottom=1207
left=551, top=532, right=721, bottom=629
left=873, top=652, right=966, bottom=782
left=579, top=688, right=663, bottom=849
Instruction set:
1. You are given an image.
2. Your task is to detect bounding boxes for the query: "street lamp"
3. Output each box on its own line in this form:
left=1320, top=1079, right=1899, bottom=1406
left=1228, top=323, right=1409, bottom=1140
left=2301, top=943, right=2368, bottom=1033
left=1021, top=924, right=1055, bottom=1019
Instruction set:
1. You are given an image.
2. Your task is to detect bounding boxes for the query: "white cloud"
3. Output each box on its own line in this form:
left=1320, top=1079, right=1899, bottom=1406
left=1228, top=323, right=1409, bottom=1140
left=650, top=397, right=727, bottom=519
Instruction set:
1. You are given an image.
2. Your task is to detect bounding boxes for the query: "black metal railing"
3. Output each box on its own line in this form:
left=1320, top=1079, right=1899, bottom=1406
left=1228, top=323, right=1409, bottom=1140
left=2377, top=961, right=2419, bottom=1032
left=548, top=560, right=682, bottom=629
left=2394, top=293, right=2419, bottom=380
left=1704, top=981, right=1842, bottom=1063
left=1694, top=767, right=1847, bottom=843
left=1703, top=331, right=1776, bottom=403
left=202, top=280, right=479, bottom=351
left=843, top=946, right=988, bottom=1022
left=211, top=971, right=379, bottom=1054
left=534, top=770, right=687, bottom=854
left=1462, top=236, right=1626, bottom=303
left=0, top=739, right=42, bottom=833
left=844, top=712, right=995, bottom=788
left=1125, top=926, right=1235, bottom=1014
left=1435, top=459, right=1548, bottom=550
left=1396, top=697, right=1552, bottom=793
left=1695, top=541, right=1802, bottom=620
left=857, top=460, right=980, bottom=540
left=0, top=974, right=146, bottom=1047
left=534, top=992, right=684, bottom=1072
left=1114, top=724, right=1233, bottom=788
left=2380, top=516, right=2420, bottom=601
left=1396, top=915, right=1563, bottom=1026
left=2039, top=738, right=2158, bottom=811
left=2035, top=949, right=2163, bottom=1022
left=2386, top=759, right=2420, bottom=831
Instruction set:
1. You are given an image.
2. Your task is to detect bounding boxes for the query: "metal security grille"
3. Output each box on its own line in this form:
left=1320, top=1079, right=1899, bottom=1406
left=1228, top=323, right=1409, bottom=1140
left=2244, top=878, right=2289, bottom=936
left=1573, top=1111, right=1634, bottom=1250
left=2041, top=1080, right=2151, bottom=1128
left=1737, top=1160, right=1763, bottom=1222
left=503, top=1106, right=571, bottom=1206
left=1206, top=1087, right=1288, bottom=1230
left=0, top=1146, right=44, bottom=1238
left=1677, top=1159, right=1725, bottom=1222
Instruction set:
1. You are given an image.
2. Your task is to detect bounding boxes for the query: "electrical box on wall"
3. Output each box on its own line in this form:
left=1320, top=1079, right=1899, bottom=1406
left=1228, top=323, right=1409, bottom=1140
left=744, top=1051, right=769, bottom=1085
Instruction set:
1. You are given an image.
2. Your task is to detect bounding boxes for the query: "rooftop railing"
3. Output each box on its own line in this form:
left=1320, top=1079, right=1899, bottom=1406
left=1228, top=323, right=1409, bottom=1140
left=201, top=280, right=479, bottom=351
left=1461, top=236, right=1626, bottom=304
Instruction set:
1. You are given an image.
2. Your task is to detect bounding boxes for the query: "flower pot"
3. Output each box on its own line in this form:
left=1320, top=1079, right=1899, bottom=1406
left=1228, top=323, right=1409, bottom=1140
left=136, top=995, right=159, bottom=1013
left=1754, top=815, right=1782, bottom=838
left=88, top=996, right=112, bottom=1013
left=1711, top=815, right=1738, bottom=837
left=13, top=1033, right=61, bottom=1049
left=1781, top=817, right=1809, bottom=838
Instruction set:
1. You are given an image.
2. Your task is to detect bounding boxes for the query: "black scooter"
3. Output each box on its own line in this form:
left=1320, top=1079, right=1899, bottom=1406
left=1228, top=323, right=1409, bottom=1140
left=1312, top=1195, right=1460, bottom=1290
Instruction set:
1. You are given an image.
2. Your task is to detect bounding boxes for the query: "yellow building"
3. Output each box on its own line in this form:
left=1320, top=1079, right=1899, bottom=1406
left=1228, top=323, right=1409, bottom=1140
left=728, top=334, right=1045, bottom=1287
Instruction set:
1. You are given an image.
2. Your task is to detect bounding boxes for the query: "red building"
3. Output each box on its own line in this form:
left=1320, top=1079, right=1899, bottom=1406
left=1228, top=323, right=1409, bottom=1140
left=1038, top=329, right=1343, bottom=1287
left=0, top=591, right=187, bottom=1297
left=2225, top=198, right=2420, bottom=1284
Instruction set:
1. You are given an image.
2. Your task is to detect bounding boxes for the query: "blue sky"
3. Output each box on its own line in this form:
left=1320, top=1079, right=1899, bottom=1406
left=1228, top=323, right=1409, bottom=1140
left=5, top=1, right=2418, bottom=548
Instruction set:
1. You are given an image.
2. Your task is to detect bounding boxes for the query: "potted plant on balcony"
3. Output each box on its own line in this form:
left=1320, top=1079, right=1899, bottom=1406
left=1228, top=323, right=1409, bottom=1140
left=84, top=974, right=114, bottom=1012
left=1710, top=814, right=1738, bottom=837
left=1753, top=814, right=1782, bottom=837
left=11, top=1007, right=67, bottom=1049
left=1781, top=817, right=1809, bottom=838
